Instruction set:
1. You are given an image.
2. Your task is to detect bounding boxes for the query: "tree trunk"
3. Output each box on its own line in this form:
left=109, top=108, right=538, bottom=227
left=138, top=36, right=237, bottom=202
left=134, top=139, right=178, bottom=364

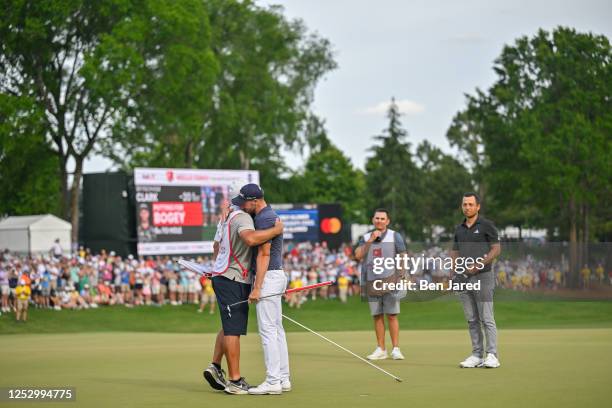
left=69, top=158, right=84, bottom=248
left=477, top=176, right=486, bottom=205
left=583, top=203, right=589, bottom=269
left=239, top=149, right=250, bottom=170
left=577, top=202, right=584, bottom=270
left=391, top=185, right=397, bottom=223
left=184, top=138, right=193, bottom=168
left=568, top=196, right=579, bottom=288
left=59, top=156, right=69, bottom=220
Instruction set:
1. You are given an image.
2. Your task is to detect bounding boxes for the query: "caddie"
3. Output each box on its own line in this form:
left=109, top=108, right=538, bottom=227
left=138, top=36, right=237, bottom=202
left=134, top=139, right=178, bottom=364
left=354, top=208, right=407, bottom=361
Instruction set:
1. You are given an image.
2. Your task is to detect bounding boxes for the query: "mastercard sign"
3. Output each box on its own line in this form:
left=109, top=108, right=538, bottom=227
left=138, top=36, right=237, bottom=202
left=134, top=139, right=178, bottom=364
left=272, top=203, right=347, bottom=249
left=320, top=217, right=342, bottom=234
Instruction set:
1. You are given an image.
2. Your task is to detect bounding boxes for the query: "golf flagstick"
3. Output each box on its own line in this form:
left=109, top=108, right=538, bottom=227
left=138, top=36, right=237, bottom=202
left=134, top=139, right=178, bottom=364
left=282, top=314, right=404, bottom=383
left=225, top=281, right=333, bottom=316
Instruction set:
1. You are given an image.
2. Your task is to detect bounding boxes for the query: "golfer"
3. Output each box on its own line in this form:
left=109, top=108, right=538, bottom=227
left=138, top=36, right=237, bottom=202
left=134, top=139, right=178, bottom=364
left=355, top=208, right=407, bottom=361
left=234, top=183, right=291, bottom=395
left=451, top=192, right=501, bottom=368
left=203, top=197, right=283, bottom=395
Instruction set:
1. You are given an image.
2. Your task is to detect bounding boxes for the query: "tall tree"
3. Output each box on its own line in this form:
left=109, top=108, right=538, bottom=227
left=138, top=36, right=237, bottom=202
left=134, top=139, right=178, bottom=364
left=446, top=92, right=490, bottom=200
left=447, top=91, right=540, bottom=233
left=449, top=27, right=612, bottom=286
left=197, top=0, right=336, bottom=171
left=109, top=0, right=337, bottom=176
left=0, top=94, right=60, bottom=216
left=0, top=0, right=217, bottom=242
left=365, top=99, right=421, bottom=238
left=293, top=131, right=366, bottom=223
left=415, top=140, right=473, bottom=241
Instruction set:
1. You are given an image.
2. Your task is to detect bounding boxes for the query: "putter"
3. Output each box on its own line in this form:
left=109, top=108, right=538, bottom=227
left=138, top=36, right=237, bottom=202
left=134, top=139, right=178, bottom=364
left=282, top=314, right=403, bottom=383
left=225, top=281, right=333, bottom=317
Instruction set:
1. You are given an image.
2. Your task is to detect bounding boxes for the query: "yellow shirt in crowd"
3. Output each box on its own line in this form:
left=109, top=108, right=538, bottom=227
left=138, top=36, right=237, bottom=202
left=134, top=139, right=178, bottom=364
left=204, top=280, right=214, bottom=295
left=522, top=275, right=533, bottom=287
left=15, top=285, right=31, bottom=301
left=581, top=267, right=591, bottom=279
left=338, top=275, right=349, bottom=289
left=290, top=279, right=303, bottom=290
left=497, top=270, right=507, bottom=285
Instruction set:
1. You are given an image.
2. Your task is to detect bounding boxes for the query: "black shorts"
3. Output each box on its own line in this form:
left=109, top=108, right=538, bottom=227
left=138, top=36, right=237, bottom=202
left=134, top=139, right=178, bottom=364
left=211, top=276, right=251, bottom=336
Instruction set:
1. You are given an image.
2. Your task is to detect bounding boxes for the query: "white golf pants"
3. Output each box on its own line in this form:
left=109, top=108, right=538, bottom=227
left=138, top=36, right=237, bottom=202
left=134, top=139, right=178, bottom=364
left=256, top=269, right=290, bottom=384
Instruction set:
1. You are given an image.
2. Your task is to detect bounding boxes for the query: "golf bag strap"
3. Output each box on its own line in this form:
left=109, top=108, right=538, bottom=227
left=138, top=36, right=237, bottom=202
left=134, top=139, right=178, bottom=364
left=227, top=215, right=248, bottom=279
left=211, top=211, right=247, bottom=278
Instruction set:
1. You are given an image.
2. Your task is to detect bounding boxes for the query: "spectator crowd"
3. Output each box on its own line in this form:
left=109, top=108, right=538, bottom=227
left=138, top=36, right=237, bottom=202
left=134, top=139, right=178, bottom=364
left=0, top=242, right=361, bottom=320
left=0, top=242, right=608, bottom=321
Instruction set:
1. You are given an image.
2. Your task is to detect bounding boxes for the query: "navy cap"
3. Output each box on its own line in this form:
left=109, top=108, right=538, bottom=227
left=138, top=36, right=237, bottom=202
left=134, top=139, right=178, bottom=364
left=231, top=183, right=264, bottom=206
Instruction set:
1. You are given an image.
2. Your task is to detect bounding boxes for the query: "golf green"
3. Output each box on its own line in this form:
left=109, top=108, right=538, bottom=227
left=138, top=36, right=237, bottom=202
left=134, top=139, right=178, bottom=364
left=1, top=328, right=611, bottom=408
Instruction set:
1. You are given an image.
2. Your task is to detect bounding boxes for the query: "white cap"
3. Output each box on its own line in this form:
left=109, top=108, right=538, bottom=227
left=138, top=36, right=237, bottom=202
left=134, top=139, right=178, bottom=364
left=227, top=181, right=242, bottom=198
left=227, top=182, right=243, bottom=213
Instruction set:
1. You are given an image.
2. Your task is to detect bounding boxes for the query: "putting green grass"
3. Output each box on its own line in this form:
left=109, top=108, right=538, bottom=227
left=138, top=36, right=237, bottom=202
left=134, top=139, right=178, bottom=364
left=2, top=293, right=612, bottom=334
left=1, top=329, right=611, bottom=408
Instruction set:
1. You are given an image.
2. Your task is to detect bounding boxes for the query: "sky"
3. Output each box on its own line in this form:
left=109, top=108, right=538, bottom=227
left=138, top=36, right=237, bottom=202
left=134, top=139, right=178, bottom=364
left=86, top=0, right=612, bottom=173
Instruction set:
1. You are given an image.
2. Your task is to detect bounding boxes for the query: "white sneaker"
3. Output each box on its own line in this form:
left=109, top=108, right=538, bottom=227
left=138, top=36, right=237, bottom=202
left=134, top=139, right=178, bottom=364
left=391, top=347, right=405, bottom=360
left=483, top=353, right=500, bottom=368
left=281, top=379, right=291, bottom=392
left=367, top=347, right=388, bottom=360
left=459, top=355, right=484, bottom=368
left=248, top=381, right=282, bottom=395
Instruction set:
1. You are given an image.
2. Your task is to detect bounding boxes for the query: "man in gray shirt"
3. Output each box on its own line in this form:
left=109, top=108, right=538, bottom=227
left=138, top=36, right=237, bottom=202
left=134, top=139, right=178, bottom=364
left=355, top=208, right=408, bottom=361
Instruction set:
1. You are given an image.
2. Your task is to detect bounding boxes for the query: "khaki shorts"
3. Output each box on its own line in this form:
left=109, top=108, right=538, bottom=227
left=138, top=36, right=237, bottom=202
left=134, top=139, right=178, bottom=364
left=16, top=298, right=29, bottom=312
left=202, top=293, right=216, bottom=304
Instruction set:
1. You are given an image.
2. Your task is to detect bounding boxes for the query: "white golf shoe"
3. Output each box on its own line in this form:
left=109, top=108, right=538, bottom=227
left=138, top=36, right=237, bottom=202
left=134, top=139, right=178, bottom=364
left=483, top=353, right=501, bottom=368
left=248, top=381, right=282, bottom=395
left=391, top=347, right=405, bottom=360
left=281, top=378, right=291, bottom=392
left=367, top=347, right=388, bottom=360
left=459, top=355, right=484, bottom=368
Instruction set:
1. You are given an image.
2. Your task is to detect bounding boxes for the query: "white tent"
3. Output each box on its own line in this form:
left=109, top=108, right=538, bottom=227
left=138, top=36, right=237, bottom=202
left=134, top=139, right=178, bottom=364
left=0, top=214, right=71, bottom=256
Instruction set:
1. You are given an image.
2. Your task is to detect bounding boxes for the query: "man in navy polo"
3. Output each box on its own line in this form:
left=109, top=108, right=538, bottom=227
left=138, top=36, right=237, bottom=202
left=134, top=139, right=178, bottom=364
left=451, top=192, right=501, bottom=369
left=232, top=183, right=291, bottom=395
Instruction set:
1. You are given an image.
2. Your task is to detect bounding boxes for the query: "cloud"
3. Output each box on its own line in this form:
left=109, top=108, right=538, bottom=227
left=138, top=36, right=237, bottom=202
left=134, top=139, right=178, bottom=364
left=360, top=99, right=425, bottom=116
